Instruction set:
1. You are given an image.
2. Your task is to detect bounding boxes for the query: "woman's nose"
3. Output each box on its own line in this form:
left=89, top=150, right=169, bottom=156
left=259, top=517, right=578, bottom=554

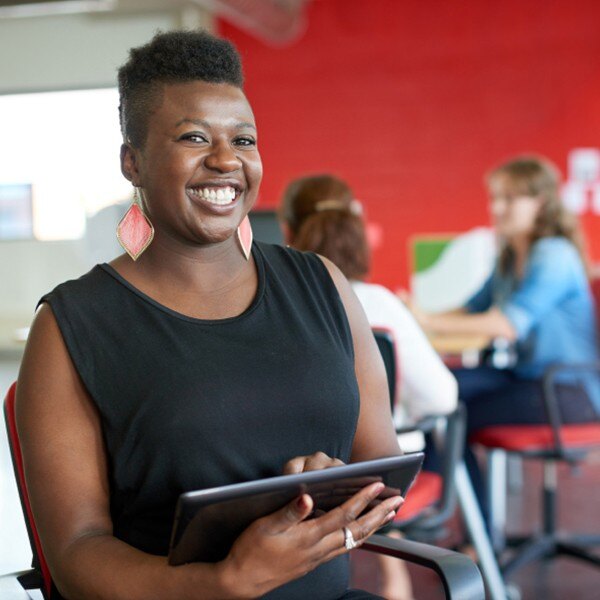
left=490, top=198, right=506, bottom=217
left=204, top=141, right=242, bottom=173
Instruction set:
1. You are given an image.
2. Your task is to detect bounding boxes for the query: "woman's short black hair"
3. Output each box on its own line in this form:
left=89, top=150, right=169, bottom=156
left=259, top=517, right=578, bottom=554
left=118, top=29, right=244, bottom=148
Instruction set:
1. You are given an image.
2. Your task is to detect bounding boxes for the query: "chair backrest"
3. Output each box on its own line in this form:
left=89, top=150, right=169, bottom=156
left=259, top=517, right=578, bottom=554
left=371, top=328, right=463, bottom=530
left=591, top=277, right=600, bottom=334
left=4, top=382, right=52, bottom=598
left=372, top=328, right=397, bottom=411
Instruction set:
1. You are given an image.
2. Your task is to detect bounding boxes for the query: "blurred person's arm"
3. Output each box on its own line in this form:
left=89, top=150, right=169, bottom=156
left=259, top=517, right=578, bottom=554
left=498, top=239, right=580, bottom=341
left=409, top=273, right=517, bottom=340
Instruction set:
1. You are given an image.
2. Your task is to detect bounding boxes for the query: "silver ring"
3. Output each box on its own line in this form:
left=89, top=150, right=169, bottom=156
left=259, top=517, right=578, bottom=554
left=343, top=526, right=358, bottom=550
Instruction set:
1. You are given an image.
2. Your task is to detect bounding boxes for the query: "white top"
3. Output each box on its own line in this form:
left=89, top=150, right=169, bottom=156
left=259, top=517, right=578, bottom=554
left=351, top=281, right=458, bottom=430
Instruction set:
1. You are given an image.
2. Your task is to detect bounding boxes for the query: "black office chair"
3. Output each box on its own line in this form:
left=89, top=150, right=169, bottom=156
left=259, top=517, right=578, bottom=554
left=372, top=330, right=512, bottom=600
left=372, top=328, right=462, bottom=536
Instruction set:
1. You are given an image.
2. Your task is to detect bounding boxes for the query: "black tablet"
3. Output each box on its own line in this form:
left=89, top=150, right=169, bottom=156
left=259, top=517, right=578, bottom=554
left=168, top=452, right=424, bottom=565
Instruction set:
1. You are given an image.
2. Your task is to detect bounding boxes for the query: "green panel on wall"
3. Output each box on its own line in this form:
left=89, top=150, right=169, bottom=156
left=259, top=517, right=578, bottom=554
left=412, top=238, right=452, bottom=273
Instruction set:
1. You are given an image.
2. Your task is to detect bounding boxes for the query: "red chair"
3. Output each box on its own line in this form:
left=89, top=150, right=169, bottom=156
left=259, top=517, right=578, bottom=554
left=3, top=381, right=485, bottom=600
left=3, top=381, right=52, bottom=598
left=469, top=278, right=600, bottom=577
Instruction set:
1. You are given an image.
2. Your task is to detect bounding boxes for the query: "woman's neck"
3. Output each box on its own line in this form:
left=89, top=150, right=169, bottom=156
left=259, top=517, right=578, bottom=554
left=108, top=234, right=258, bottom=320
left=507, top=234, right=531, bottom=278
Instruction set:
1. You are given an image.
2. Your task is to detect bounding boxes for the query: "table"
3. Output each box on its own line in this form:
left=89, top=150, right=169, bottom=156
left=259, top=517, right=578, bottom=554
left=429, top=333, right=518, bottom=371
left=428, top=333, right=492, bottom=368
left=428, top=333, right=491, bottom=355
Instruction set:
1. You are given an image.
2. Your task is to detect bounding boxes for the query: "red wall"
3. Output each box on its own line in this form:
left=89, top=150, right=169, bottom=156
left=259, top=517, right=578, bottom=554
left=219, top=0, right=600, bottom=288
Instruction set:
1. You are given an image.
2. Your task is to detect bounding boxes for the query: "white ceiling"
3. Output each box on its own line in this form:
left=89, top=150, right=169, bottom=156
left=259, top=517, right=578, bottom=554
left=0, top=0, right=309, bottom=44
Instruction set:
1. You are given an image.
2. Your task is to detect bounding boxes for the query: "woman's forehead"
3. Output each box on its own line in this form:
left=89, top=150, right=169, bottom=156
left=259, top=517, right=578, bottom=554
left=158, top=80, right=254, bottom=122
left=489, top=173, right=529, bottom=197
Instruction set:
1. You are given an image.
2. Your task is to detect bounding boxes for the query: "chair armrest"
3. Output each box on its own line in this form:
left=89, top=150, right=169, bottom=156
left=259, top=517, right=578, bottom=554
left=542, top=362, right=600, bottom=457
left=3, top=542, right=485, bottom=600
left=395, top=406, right=465, bottom=530
left=543, top=362, right=600, bottom=391
left=395, top=414, right=445, bottom=436
left=362, top=534, right=485, bottom=600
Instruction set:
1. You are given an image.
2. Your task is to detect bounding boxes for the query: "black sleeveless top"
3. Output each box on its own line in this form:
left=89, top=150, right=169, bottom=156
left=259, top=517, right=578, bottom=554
left=42, top=242, right=360, bottom=599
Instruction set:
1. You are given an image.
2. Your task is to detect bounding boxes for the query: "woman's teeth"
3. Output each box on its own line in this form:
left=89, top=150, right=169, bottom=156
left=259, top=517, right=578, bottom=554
left=190, top=186, right=237, bottom=205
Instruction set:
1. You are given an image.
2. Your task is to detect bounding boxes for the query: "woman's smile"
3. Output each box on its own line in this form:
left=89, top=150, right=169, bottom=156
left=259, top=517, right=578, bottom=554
left=186, top=181, right=243, bottom=214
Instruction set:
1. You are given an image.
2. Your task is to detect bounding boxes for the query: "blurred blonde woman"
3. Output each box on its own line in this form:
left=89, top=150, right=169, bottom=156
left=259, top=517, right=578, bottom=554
left=412, top=155, right=600, bottom=523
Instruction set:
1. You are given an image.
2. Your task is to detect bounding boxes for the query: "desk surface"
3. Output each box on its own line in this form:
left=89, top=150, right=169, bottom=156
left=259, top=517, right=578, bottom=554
left=428, top=333, right=491, bottom=355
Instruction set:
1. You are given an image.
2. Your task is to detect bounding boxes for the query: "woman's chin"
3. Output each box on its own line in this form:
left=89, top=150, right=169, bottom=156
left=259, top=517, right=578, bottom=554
left=191, top=227, right=238, bottom=247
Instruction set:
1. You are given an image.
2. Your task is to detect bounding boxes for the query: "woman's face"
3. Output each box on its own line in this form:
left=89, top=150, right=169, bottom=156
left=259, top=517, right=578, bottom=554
left=488, top=174, right=542, bottom=240
left=122, top=80, right=262, bottom=247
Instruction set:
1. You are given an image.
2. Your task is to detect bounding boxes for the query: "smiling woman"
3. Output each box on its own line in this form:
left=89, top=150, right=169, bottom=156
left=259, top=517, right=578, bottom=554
left=14, top=30, right=402, bottom=600
left=120, top=80, right=262, bottom=261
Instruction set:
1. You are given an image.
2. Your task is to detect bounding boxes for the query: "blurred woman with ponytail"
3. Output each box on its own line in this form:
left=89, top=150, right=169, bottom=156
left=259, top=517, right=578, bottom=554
left=280, top=174, right=457, bottom=600
left=280, top=174, right=458, bottom=428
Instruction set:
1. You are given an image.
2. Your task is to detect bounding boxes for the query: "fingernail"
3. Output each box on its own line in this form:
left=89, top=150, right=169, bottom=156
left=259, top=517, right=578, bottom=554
left=384, top=510, right=396, bottom=523
left=392, top=497, right=404, bottom=509
left=296, top=495, right=309, bottom=510
left=373, top=482, right=385, bottom=494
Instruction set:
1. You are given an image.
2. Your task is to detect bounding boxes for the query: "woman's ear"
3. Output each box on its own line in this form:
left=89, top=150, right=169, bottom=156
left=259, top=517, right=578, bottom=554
left=120, top=143, right=140, bottom=185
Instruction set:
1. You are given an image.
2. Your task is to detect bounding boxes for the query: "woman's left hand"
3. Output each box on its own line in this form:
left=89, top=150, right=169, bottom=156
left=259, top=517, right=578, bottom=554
left=282, top=451, right=345, bottom=475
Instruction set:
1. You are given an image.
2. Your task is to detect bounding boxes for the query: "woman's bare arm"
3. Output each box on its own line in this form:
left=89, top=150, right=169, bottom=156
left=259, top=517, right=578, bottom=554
left=319, top=257, right=402, bottom=461
left=16, top=304, right=234, bottom=599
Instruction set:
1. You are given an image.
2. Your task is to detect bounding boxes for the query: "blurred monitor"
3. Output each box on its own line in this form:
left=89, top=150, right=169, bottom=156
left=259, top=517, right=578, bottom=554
left=0, top=183, right=33, bottom=240
left=248, top=209, right=284, bottom=245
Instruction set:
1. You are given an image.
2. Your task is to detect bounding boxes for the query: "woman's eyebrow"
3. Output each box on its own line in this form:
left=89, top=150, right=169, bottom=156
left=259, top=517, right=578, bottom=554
left=235, top=121, right=257, bottom=130
left=175, top=117, right=256, bottom=130
left=175, top=117, right=210, bottom=128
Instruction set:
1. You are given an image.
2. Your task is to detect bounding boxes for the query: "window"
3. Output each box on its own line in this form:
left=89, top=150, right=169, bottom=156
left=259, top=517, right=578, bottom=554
left=0, top=183, right=33, bottom=240
left=0, top=88, right=130, bottom=240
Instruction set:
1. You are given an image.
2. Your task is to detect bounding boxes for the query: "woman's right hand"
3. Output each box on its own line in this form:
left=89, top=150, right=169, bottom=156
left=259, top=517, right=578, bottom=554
left=218, top=481, right=403, bottom=599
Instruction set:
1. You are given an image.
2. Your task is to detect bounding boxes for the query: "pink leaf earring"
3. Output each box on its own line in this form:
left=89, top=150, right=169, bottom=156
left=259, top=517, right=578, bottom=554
left=116, top=187, right=154, bottom=261
left=237, top=215, right=253, bottom=260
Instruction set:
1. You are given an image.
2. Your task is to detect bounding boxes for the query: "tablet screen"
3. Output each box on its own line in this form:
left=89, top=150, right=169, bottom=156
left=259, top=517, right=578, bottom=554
left=169, top=453, right=423, bottom=565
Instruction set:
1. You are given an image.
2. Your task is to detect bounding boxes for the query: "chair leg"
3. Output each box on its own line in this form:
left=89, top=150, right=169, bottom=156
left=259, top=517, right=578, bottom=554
left=506, top=454, right=523, bottom=495
left=569, top=534, right=600, bottom=547
left=455, top=462, right=509, bottom=600
left=501, top=536, right=556, bottom=577
left=488, top=449, right=507, bottom=553
left=500, top=458, right=600, bottom=577
left=555, top=542, right=600, bottom=568
left=542, top=461, right=557, bottom=536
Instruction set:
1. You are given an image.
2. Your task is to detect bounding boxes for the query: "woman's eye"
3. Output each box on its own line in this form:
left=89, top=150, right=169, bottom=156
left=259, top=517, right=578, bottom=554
left=233, top=136, right=257, bottom=148
left=181, top=133, right=208, bottom=143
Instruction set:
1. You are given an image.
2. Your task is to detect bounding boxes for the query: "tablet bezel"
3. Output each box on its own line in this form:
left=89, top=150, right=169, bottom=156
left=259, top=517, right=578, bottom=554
left=168, top=452, right=424, bottom=566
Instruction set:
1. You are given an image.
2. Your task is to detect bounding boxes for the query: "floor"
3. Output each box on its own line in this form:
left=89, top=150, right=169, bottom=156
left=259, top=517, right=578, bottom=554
left=1, top=358, right=599, bottom=598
